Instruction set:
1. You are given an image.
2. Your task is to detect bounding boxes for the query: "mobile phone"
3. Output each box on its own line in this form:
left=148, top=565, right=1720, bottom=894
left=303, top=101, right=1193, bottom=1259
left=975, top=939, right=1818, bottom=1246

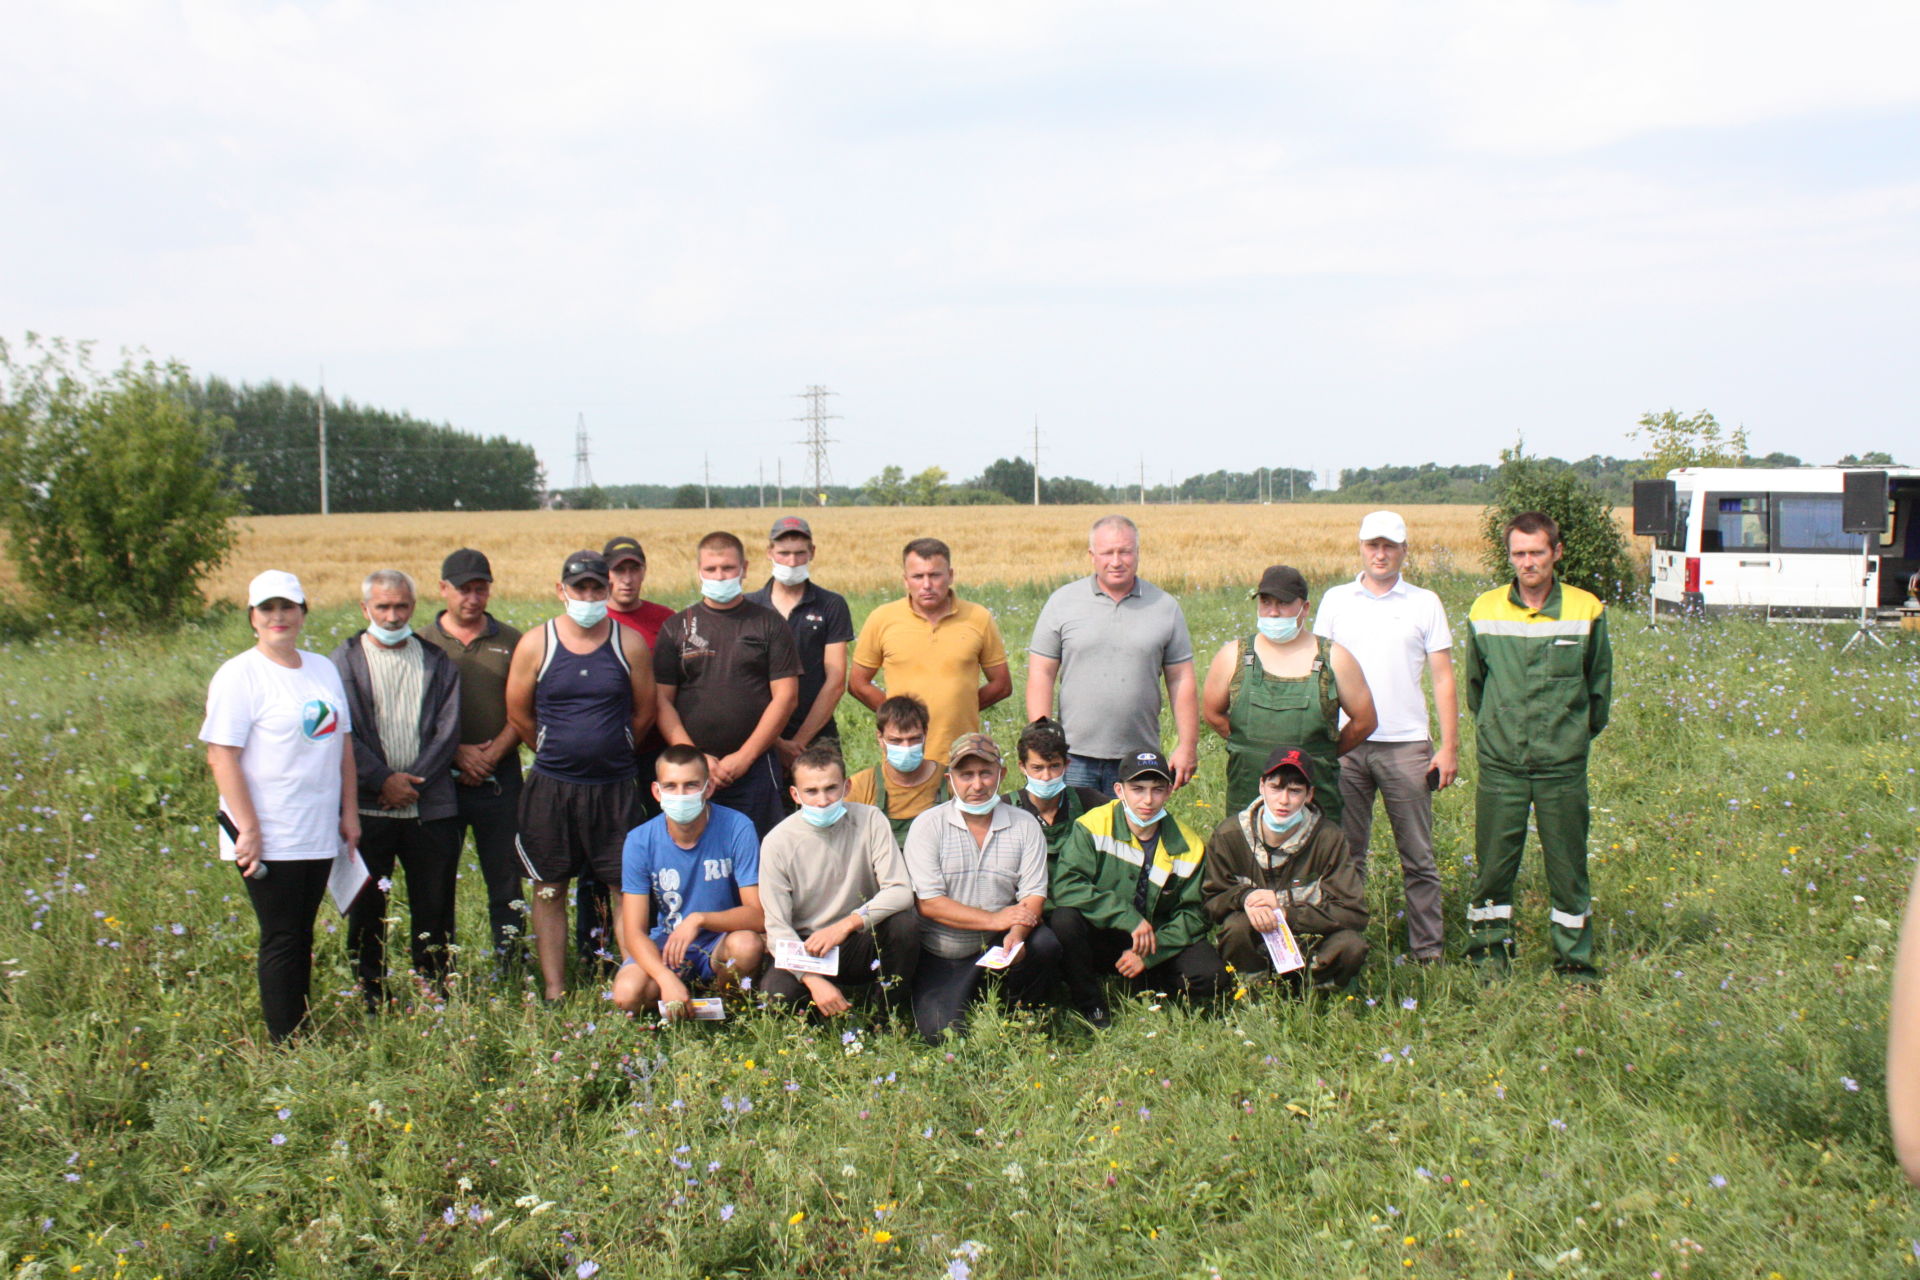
left=1426, top=766, right=1441, bottom=792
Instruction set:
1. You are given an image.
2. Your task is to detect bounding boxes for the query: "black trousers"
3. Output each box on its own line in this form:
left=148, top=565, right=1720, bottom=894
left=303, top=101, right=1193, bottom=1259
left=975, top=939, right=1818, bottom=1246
left=910, top=925, right=1062, bottom=1045
left=1049, top=905, right=1227, bottom=1009
left=761, top=909, right=921, bottom=1012
left=451, top=776, right=523, bottom=958
left=576, top=783, right=656, bottom=962
left=349, top=814, right=461, bottom=1005
left=241, top=857, right=333, bottom=1043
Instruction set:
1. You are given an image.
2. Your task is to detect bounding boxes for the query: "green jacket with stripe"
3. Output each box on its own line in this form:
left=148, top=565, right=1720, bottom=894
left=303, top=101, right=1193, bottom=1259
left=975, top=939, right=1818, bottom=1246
left=1463, top=579, right=1612, bottom=772
left=1051, top=800, right=1211, bottom=969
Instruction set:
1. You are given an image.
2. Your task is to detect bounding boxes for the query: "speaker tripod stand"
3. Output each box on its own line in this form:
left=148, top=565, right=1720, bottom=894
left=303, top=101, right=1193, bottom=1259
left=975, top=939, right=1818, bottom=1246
left=1841, top=533, right=1887, bottom=653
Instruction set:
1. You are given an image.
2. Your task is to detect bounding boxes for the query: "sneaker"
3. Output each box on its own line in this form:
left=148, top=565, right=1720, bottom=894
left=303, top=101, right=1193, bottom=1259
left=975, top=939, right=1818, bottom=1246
left=1078, top=1005, right=1113, bottom=1030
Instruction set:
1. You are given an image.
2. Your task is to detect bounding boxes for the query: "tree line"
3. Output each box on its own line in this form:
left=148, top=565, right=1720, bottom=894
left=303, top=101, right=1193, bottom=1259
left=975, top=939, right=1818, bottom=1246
left=193, top=378, right=543, bottom=514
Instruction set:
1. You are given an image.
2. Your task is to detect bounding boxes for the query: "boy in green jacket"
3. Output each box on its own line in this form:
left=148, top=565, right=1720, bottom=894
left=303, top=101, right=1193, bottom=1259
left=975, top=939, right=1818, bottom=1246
left=1050, top=748, right=1227, bottom=1026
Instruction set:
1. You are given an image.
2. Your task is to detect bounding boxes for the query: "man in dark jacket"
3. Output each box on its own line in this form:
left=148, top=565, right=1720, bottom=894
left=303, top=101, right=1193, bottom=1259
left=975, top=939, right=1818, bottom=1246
left=1201, top=745, right=1369, bottom=991
left=331, top=569, right=462, bottom=1008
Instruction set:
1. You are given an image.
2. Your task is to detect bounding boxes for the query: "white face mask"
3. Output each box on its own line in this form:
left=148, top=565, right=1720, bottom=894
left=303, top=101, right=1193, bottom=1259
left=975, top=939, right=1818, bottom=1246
left=770, top=562, right=811, bottom=586
left=1256, top=615, right=1301, bottom=643
left=565, top=597, right=608, bottom=628
left=366, top=620, right=411, bottom=645
left=700, top=575, right=744, bottom=604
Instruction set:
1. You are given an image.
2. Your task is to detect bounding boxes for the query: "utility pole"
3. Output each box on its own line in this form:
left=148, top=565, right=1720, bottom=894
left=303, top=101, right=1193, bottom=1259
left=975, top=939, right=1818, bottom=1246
left=316, top=368, right=329, bottom=516
left=1138, top=456, right=1146, bottom=505
left=794, top=385, right=840, bottom=505
left=703, top=453, right=711, bottom=509
left=572, top=413, right=593, bottom=491
left=1032, top=416, right=1041, bottom=506
left=777, top=458, right=784, bottom=508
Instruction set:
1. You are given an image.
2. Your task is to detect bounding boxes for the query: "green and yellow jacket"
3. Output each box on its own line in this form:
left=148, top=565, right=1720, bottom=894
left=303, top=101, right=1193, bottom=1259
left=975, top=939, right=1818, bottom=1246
left=1464, top=578, right=1612, bottom=772
left=1051, top=800, right=1211, bottom=970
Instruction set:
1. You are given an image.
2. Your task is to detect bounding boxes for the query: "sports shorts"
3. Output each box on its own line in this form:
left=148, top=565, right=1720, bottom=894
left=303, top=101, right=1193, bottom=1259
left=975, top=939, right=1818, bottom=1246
left=515, top=771, right=637, bottom=886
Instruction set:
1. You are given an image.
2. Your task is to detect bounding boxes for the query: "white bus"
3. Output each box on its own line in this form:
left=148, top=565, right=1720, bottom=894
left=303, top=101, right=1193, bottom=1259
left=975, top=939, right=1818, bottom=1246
left=1644, top=466, right=1920, bottom=619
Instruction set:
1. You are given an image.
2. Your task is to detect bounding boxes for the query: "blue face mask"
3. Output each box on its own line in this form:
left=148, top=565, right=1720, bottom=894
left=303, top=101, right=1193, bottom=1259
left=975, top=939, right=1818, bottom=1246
left=566, top=597, right=608, bottom=628
left=1024, top=772, right=1067, bottom=800
left=659, top=793, right=705, bottom=825
left=1256, top=614, right=1301, bottom=643
left=366, top=621, right=411, bottom=646
left=1262, top=804, right=1308, bottom=835
left=884, top=742, right=925, bottom=772
left=956, top=795, right=999, bottom=816
left=700, top=575, right=744, bottom=604
left=1125, top=802, right=1166, bottom=828
left=801, top=799, right=848, bottom=828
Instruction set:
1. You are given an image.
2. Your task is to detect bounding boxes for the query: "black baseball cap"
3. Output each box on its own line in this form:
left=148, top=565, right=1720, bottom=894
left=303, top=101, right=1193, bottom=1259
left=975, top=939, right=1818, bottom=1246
left=1260, top=745, right=1314, bottom=782
left=440, top=548, right=492, bottom=586
left=602, top=536, right=645, bottom=568
left=1251, top=565, right=1309, bottom=603
left=1117, top=748, right=1174, bottom=784
left=769, top=516, right=812, bottom=540
left=560, top=550, right=610, bottom=586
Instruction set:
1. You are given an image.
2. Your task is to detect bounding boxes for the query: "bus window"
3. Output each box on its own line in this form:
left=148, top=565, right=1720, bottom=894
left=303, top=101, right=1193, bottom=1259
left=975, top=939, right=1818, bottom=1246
left=1774, top=494, right=1856, bottom=553
left=1656, top=493, right=1690, bottom=552
left=1702, top=494, right=1767, bottom=553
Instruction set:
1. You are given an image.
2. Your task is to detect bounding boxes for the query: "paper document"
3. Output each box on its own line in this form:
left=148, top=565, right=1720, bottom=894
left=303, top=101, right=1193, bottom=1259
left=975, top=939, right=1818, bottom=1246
left=329, top=844, right=372, bottom=915
left=773, top=938, right=840, bottom=975
left=976, top=940, right=1025, bottom=970
left=1259, top=913, right=1305, bottom=974
left=659, top=997, right=726, bottom=1020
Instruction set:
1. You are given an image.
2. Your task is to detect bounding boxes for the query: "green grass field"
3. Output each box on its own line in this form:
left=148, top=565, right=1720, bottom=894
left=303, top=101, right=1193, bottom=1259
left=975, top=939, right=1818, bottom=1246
left=1, top=579, right=1917, bottom=1278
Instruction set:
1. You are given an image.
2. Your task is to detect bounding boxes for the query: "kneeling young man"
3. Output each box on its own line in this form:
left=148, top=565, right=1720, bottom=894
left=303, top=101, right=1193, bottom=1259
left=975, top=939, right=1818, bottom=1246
left=758, top=746, right=921, bottom=1017
left=902, top=734, right=1059, bottom=1044
left=612, top=746, right=766, bottom=1017
left=1201, top=745, right=1369, bottom=990
left=1051, top=748, right=1226, bottom=1025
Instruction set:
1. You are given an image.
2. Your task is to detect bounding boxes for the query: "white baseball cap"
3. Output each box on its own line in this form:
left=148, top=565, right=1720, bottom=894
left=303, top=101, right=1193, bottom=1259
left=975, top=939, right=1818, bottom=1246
left=1357, top=510, right=1408, bottom=544
left=247, top=569, right=306, bottom=607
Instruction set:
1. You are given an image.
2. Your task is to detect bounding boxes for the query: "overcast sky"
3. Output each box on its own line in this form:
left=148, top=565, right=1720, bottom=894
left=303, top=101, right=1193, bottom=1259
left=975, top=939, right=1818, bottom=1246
left=4, top=1, right=1915, bottom=492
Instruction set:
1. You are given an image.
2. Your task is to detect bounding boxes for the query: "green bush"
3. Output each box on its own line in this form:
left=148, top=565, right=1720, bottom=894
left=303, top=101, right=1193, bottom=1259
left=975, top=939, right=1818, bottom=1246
left=1480, top=442, right=1637, bottom=601
left=0, top=334, right=244, bottom=626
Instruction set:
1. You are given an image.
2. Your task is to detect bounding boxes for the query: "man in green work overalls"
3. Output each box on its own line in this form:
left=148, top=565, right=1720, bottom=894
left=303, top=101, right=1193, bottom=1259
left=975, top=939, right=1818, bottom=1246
left=1463, top=512, right=1612, bottom=979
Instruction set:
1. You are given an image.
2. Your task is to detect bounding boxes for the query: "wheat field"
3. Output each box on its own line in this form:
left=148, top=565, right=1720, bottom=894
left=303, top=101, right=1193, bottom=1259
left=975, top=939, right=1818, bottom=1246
left=171, top=504, right=1503, bottom=606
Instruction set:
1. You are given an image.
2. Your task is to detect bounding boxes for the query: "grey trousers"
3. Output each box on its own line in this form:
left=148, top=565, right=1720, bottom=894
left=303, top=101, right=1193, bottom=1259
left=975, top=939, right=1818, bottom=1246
left=1339, top=739, right=1444, bottom=959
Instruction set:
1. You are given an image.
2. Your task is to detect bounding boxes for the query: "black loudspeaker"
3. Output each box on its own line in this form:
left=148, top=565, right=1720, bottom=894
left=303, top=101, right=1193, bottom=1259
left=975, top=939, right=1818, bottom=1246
left=1842, top=470, right=1889, bottom=534
left=1632, top=480, right=1675, bottom=537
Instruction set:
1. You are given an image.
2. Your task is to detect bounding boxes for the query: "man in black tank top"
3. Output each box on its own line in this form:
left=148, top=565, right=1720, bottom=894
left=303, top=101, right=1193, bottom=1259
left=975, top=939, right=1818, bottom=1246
left=505, top=551, right=657, bottom=1002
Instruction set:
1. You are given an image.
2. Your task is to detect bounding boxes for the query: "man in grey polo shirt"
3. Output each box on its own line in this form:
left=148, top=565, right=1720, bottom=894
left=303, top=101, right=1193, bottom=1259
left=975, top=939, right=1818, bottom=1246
left=1311, top=510, right=1458, bottom=963
left=1025, top=514, right=1199, bottom=793
left=902, top=733, right=1060, bottom=1043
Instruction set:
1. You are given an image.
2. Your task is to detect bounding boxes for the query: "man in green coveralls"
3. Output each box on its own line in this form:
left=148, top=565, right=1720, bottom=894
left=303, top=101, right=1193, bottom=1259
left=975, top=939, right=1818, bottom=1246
left=1462, top=511, right=1612, bottom=979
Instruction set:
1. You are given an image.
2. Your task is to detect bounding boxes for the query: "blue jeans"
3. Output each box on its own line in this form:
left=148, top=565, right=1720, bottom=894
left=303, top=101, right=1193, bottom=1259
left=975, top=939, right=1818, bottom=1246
left=1064, top=754, right=1121, bottom=794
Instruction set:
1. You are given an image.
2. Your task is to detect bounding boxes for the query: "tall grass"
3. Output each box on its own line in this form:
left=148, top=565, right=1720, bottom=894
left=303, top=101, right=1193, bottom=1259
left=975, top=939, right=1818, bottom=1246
left=0, top=581, right=1913, bottom=1278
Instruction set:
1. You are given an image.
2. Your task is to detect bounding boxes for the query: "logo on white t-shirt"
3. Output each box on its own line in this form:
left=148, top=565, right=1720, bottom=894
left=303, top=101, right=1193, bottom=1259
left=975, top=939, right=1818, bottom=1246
left=302, top=700, right=340, bottom=740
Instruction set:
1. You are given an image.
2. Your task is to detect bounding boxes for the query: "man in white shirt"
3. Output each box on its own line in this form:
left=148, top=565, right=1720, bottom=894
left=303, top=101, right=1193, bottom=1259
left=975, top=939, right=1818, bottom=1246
left=1311, top=511, right=1459, bottom=963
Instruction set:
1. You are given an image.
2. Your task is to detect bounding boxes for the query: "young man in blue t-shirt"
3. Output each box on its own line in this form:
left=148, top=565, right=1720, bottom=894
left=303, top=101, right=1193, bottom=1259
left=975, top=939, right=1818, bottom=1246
left=611, top=745, right=766, bottom=1018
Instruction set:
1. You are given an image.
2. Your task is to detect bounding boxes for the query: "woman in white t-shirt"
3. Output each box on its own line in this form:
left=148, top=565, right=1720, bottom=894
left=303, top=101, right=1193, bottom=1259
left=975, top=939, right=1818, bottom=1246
left=200, top=570, right=360, bottom=1042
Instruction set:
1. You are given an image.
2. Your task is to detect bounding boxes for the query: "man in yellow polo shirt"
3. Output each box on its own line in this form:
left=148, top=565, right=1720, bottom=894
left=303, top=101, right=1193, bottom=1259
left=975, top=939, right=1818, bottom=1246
left=850, top=537, right=1011, bottom=762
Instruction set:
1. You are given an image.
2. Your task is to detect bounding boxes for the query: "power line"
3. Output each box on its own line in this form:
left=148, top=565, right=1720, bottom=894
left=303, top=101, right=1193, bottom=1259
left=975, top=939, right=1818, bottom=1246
left=572, top=413, right=593, bottom=490
left=794, top=386, right=839, bottom=504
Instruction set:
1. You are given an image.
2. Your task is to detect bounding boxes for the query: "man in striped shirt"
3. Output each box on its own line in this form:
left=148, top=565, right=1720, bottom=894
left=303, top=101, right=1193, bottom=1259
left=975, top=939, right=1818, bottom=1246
left=901, top=734, right=1059, bottom=1043
left=331, top=569, right=463, bottom=1009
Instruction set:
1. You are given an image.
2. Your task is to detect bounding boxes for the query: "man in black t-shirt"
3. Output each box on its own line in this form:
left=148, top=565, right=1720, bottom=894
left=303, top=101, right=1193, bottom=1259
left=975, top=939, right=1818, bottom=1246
left=654, top=531, right=802, bottom=836
left=745, top=515, right=855, bottom=769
